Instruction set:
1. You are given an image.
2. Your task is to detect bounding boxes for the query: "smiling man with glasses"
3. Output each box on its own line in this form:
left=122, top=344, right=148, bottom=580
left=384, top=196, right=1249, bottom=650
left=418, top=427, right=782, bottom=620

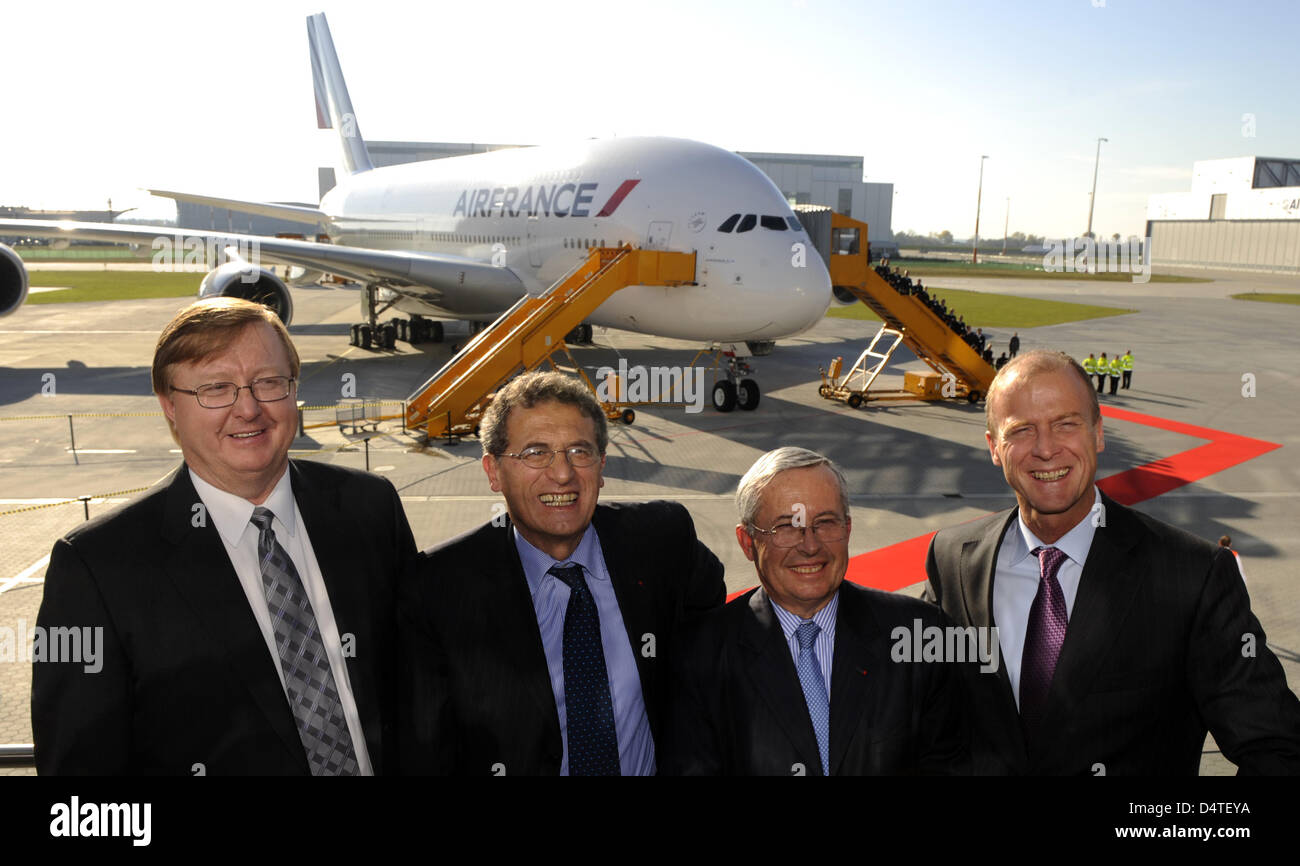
left=663, top=446, right=968, bottom=775
left=400, top=370, right=725, bottom=775
left=33, top=298, right=416, bottom=775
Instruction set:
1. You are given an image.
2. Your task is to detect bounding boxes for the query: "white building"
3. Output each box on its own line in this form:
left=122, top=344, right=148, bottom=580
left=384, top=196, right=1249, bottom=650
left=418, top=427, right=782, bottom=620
left=1146, top=157, right=1300, bottom=272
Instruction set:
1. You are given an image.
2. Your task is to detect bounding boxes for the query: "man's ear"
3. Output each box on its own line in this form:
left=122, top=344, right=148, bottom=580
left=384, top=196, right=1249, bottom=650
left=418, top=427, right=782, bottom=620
left=735, top=524, right=757, bottom=562
left=482, top=454, right=502, bottom=492
left=986, top=430, right=1002, bottom=467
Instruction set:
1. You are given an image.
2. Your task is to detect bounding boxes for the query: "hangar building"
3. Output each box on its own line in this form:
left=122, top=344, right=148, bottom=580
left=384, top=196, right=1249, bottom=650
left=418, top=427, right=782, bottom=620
left=1146, top=156, right=1300, bottom=273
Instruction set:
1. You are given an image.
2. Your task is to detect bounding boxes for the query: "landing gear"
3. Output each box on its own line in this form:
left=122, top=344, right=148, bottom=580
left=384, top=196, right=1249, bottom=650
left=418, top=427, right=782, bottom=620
left=712, top=380, right=737, bottom=412
left=348, top=283, right=446, bottom=350
left=736, top=378, right=761, bottom=411
left=565, top=322, right=594, bottom=344
left=695, top=346, right=763, bottom=414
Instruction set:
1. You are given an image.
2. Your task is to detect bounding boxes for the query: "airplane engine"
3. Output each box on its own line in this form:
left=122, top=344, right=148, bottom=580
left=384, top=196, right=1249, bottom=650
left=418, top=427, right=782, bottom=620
left=832, top=285, right=859, bottom=305
left=0, top=244, right=30, bottom=317
left=198, top=260, right=294, bottom=325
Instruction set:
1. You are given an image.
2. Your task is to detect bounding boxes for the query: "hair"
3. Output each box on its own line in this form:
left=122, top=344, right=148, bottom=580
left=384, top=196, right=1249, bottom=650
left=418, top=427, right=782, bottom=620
left=152, top=297, right=299, bottom=395
left=736, top=447, right=850, bottom=529
left=1218, top=534, right=1232, bottom=548
left=480, top=370, right=608, bottom=457
left=985, top=349, right=1100, bottom=436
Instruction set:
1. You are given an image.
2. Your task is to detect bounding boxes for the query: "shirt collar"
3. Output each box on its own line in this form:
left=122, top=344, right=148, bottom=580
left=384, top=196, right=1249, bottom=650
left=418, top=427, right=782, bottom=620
left=189, top=465, right=295, bottom=547
left=1009, top=485, right=1100, bottom=567
left=770, top=586, right=841, bottom=642
left=513, top=522, right=605, bottom=599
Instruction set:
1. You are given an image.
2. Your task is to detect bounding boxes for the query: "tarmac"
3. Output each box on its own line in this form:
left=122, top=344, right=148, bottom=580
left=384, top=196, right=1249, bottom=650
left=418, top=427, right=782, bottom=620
left=2, top=267, right=1298, bottom=775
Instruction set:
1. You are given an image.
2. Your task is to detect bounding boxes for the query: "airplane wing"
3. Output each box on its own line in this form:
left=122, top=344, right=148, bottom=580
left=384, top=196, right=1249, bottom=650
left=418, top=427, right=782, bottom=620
left=146, top=189, right=328, bottom=226
left=0, top=218, right=524, bottom=300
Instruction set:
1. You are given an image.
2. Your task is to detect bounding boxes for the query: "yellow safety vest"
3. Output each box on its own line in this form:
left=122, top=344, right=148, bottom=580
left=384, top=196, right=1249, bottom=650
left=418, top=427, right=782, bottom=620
left=1083, top=357, right=1096, bottom=374
left=1109, top=357, right=1122, bottom=376
left=1122, top=353, right=1133, bottom=371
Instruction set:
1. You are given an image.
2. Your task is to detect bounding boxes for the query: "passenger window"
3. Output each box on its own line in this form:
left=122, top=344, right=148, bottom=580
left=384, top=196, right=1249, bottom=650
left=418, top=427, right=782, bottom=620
left=717, top=214, right=741, bottom=233
left=737, top=214, right=757, bottom=233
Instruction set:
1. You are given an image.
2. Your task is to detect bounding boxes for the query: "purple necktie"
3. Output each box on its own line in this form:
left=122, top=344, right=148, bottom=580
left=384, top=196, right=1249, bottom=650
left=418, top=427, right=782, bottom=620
left=1020, top=546, right=1069, bottom=739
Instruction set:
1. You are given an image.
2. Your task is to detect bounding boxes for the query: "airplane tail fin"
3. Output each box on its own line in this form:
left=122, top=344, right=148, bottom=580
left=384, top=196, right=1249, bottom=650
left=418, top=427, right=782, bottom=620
left=307, top=12, right=374, bottom=176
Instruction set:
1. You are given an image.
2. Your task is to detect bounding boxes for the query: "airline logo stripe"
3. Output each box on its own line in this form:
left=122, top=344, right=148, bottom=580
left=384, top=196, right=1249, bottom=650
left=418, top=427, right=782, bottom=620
left=596, top=180, right=641, bottom=217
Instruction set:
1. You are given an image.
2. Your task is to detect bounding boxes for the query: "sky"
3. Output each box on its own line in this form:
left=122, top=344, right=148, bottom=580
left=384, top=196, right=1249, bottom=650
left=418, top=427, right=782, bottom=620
left=5, top=0, right=1296, bottom=240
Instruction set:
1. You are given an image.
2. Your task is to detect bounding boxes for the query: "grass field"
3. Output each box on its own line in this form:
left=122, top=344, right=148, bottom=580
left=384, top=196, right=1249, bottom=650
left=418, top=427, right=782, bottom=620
left=827, top=287, right=1136, bottom=328
left=1230, top=292, right=1300, bottom=306
left=26, top=270, right=201, bottom=304
left=884, top=258, right=1208, bottom=283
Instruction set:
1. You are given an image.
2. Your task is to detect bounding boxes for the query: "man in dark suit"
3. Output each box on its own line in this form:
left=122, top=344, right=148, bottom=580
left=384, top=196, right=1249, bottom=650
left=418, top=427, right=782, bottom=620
left=400, top=371, right=724, bottom=775
left=664, top=447, right=967, bottom=776
left=32, top=298, right=415, bottom=774
left=925, top=350, right=1300, bottom=774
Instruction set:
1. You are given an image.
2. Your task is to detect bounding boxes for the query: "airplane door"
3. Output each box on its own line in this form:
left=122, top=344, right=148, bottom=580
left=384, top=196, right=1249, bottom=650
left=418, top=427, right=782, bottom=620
left=527, top=216, right=542, bottom=267
left=647, top=221, right=673, bottom=250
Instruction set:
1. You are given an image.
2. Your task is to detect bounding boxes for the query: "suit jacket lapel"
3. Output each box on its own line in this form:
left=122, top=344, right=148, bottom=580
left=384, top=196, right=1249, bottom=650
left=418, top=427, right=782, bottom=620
left=290, top=461, right=383, bottom=768
left=960, top=508, right=1028, bottom=767
left=591, top=507, right=657, bottom=710
left=159, top=465, right=305, bottom=765
left=828, top=585, right=878, bottom=775
left=741, top=589, right=824, bottom=773
left=497, top=518, right=565, bottom=730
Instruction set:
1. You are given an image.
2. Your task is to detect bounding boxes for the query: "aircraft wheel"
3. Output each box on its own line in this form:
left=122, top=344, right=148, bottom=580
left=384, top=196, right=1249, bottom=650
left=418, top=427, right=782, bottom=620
left=348, top=324, right=359, bottom=347
left=396, top=319, right=410, bottom=343
left=429, top=321, right=444, bottom=343
left=582, top=323, right=594, bottom=343
left=358, top=324, right=373, bottom=351
left=378, top=323, right=396, bottom=350
left=712, top=380, right=737, bottom=413
left=736, top=378, right=761, bottom=411
left=847, top=393, right=863, bottom=409
left=566, top=325, right=584, bottom=344
left=620, top=408, right=635, bottom=425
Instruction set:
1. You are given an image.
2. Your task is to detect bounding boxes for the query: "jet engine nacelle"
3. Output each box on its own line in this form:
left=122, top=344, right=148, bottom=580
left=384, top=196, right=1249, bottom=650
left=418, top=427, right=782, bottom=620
left=832, top=285, right=859, bottom=305
left=0, top=244, right=30, bottom=317
left=198, top=260, right=294, bottom=325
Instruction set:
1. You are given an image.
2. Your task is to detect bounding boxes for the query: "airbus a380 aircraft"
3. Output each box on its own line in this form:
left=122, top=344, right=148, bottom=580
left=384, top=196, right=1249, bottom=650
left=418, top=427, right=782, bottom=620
left=0, top=13, right=833, bottom=408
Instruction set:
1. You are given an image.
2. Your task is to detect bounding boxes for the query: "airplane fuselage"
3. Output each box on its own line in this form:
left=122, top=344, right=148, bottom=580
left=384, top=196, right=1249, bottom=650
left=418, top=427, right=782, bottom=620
left=320, top=136, right=833, bottom=343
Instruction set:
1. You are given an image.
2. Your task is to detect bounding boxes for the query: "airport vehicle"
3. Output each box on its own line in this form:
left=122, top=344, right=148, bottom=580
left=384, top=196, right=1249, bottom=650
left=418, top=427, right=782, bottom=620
left=0, top=13, right=833, bottom=410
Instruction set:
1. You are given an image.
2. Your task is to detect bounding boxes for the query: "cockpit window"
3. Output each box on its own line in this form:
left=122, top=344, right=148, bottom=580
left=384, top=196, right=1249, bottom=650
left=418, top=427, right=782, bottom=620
left=786, top=216, right=802, bottom=232
left=760, top=216, right=787, bottom=231
left=736, top=214, right=757, bottom=233
left=717, top=214, right=741, bottom=233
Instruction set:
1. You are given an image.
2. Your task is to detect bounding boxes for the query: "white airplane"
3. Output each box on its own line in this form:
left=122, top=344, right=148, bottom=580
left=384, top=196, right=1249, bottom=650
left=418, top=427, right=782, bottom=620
left=0, top=13, right=833, bottom=410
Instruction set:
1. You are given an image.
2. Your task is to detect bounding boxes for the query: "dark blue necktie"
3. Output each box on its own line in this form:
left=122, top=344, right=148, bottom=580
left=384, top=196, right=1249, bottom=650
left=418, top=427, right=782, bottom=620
left=550, top=563, right=620, bottom=775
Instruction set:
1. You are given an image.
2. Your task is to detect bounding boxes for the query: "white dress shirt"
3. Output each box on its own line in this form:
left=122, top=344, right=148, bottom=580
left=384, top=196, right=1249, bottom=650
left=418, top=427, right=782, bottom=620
left=993, top=486, right=1100, bottom=708
left=189, top=468, right=374, bottom=775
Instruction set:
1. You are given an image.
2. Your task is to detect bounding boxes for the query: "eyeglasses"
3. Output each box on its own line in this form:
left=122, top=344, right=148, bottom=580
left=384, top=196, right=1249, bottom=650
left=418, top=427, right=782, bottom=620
left=170, top=376, right=296, bottom=409
left=749, top=516, right=849, bottom=548
left=499, top=445, right=601, bottom=469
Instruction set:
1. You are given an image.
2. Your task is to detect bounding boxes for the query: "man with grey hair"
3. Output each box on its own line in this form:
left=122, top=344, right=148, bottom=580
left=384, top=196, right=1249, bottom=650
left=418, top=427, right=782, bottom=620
left=400, top=370, right=725, bottom=774
left=664, top=446, right=967, bottom=775
left=926, top=349, right=1300, bottom=774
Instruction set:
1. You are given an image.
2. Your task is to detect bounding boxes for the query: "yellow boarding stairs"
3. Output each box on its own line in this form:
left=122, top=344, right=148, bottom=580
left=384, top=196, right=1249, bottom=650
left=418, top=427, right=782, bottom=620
left=814, top=211, right=995, bottom=406
left=405, top=245, right=697, bottom=438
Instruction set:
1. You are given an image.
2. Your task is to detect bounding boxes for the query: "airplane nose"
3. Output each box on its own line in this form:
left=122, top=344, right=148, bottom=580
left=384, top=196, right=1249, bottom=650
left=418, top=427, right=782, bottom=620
left=766, top=244, right=832, bottom=335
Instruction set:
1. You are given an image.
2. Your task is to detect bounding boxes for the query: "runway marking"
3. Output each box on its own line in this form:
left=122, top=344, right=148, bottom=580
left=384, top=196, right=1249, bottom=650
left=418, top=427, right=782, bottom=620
left=0, top=555, right=50, bottom=594
left=730, top=408, right=1283, bottom=598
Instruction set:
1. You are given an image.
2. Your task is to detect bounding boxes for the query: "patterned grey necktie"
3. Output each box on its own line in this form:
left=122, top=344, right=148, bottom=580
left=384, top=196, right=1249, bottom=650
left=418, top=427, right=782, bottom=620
left=251, top=506, right=359, bottom=776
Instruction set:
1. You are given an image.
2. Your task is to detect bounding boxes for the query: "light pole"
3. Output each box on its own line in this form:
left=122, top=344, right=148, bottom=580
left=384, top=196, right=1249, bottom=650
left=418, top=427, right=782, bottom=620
left=1086, top=137, right=1108, bottom=239
left=973, top=155, right=989, bottom=264
left=1002, top=197, right=1010, bottom=255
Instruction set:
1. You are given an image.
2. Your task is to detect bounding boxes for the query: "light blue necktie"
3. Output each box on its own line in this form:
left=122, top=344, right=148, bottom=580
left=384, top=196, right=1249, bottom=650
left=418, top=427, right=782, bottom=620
left=795, top=620, right=830, bottom=775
